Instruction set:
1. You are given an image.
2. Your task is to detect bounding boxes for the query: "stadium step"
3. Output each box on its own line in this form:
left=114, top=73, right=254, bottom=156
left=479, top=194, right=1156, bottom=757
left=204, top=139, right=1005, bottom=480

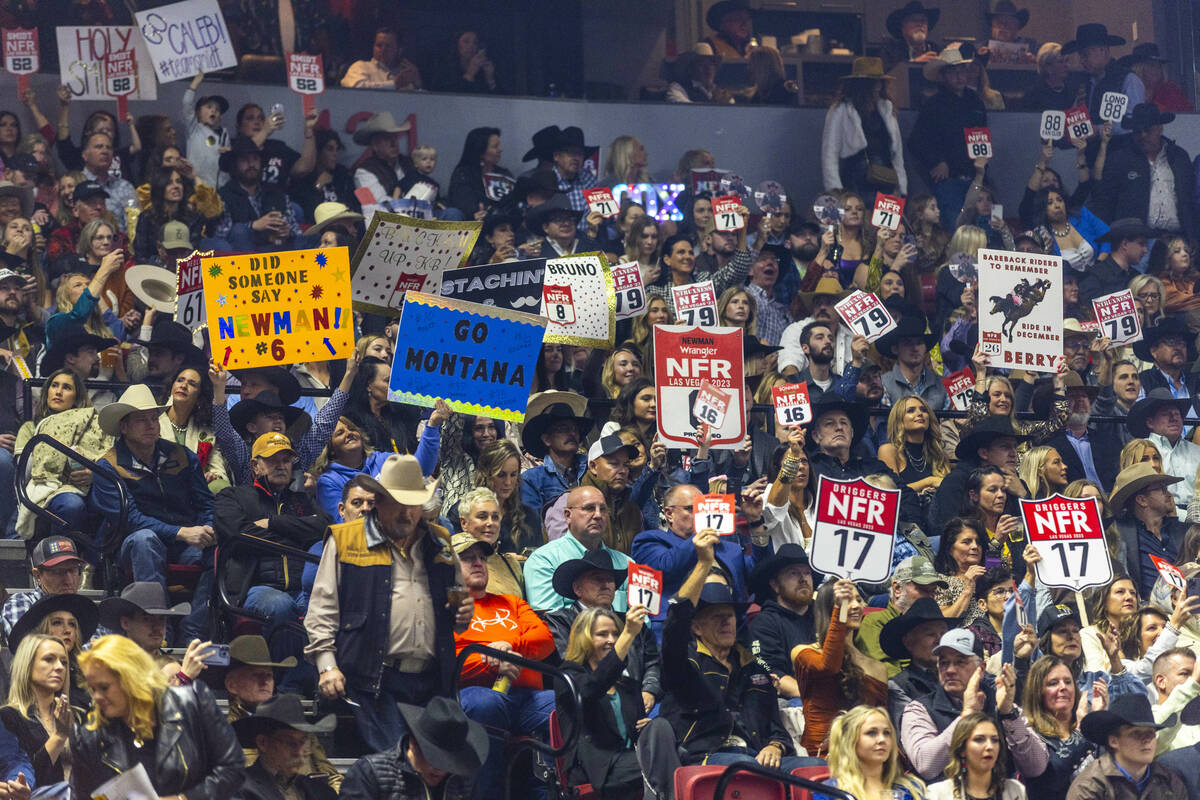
left=0, top=540, right=28, bottom=593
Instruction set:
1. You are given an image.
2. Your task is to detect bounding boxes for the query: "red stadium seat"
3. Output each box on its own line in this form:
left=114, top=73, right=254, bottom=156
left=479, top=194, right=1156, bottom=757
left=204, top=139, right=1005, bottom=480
left=548, top=710, right=599, bottom=799
left=674, top=764, right=788, bottom=800
left=789, top=766, right=831, bottom=800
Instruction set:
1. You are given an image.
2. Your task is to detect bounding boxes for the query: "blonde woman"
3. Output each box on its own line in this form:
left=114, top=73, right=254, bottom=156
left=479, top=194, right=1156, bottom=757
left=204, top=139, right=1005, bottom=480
left=816, top=706, right=924, bottom=800
left=0, top=633, right=76, bottom=786
left=717, top=285, right=757, bottom=336
left=936, top=225, right=986, bottom=328
left=1129, top=273, right=1166, bottom=331
left=601, top=135, right=650, bottom=186
left=877, top=396, right=950, bottom=494
left=1018, top=446, right=1069, bottom=499
left=599, top=343, right=643, bottom=400
left=1121, top=438, right=1163, bottom=472
left=622, top=217, right=661, bottom=284
left=458, top=486, right=526, bottom=597
left=1157, top=237, right=1200, bottom=319
left=353, top=334, right=391, bottom=363
left=966, top=353, right=1068, bottom=445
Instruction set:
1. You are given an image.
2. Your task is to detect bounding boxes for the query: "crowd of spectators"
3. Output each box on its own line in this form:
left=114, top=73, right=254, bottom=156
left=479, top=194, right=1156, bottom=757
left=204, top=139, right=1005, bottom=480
left=0, top=2, right=1199, bottom=800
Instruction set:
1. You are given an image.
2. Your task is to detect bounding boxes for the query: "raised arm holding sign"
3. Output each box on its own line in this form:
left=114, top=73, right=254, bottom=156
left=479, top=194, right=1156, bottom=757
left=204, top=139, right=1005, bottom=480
left=1022, top=494, right=1112, bottom=618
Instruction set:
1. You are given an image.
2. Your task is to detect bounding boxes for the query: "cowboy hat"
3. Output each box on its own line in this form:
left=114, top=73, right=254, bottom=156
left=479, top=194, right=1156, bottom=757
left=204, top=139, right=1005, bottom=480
left=480, top=209, right=523, bottom=239
left=552, top=126, right=593, bottom=154
left=228, top=634, right=298, bottom=669
left=351, top=111, right=412, bottom=146
left=307, top=202, right=364, bottom=239
left=9, top=593, right=98, bottom=653
left=525, top=193, right=582, bottom=236
left=134, top=318, right=206, bottom=368
left=230, top=391, right=309, bottom=440
left=506, top=170, right=559, bottom=207
left=358, top=454, right=437, bottom=507
left=796, top=274, right=852, bottom=309
left=748, top=543, right=811, bottom=604
left=40, top=324, right=118, bottom=377
left=706, top=0, right=751, bottom=31
left=841, top=57, right=894, bottom=82
left=232, top=693, right=336, bottom=746
left=98, top=581, right=190, bottom=631
left=231, top=366, right=302, bottom=406
left=1108, top=461, right=1184, bottom=515
left=1060, top=370, right=1101, bottom=401
left=986, top=0, right=1029, bottom=28
left=808, top=397, right=870, bottom=447
left=695, top=581, right=749, bottom=617
left=875, top=309, right=938, bottom=359
left=886, top=1, right=940, bottom=40
left=1133, top=314, right=1187, bottom=362
left=923, top=42, right=975, bottom=81
left=398, top=697, right=489, bottom=776
left=1126, top=388, right=1194, bottom=438
left=522, top=126, right=562, bottom=163
left=126, top=264, right=178, bottom=314
left=1123, top=102, right=1176, bottom=132
left=880, top=597, right=958, bottom=660
left=1081, top=693, right=1175, bottom=744
left=954, top=415, right=1030, bottom=460
left=674, top=42, right=723, bottom=82
left=522, top=391, right=593, bottom=458
left=1062, top=23, right=1125, bottom=55
left=0, top=181, right=33, bottom=218
left=99, top=383, right=171, bottom=436
left=218, top=136, right=262, bottom=173
left=551, top=548, right=627, bottom=600
left=1119, top=42, right=1170, bottom=66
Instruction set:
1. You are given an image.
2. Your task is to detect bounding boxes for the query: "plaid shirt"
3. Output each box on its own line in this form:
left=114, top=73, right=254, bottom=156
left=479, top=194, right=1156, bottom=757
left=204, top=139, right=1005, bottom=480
left=1, top=587, right=42, bottom=639
left=744, top=283, right=790, bottom=346
left=554, top=166, right=598, bottom=234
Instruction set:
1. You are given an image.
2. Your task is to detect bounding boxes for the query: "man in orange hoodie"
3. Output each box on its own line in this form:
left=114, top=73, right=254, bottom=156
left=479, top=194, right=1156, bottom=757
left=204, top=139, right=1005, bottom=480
left=453, top=532, right=556, bottom=799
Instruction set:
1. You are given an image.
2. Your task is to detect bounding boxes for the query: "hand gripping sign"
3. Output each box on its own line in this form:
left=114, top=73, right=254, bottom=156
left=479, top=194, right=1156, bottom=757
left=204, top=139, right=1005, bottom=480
left=287, top=52, right=324, bottom=116
left=694, top=493, right=737, bottom=535
left=692, top=380, right=731, bottom=430
left=582, top=187, right=619, bottom=218
left=2, top=29, right=37, bottom=94
left=809, top=476, right=900, bottom=586
left=1099, top=92, right=1129, bottom=124
left=1065, top=106, right=1094, bottom=140
left=771, top=382, right=812, bottom=427
left=1022, top=494, right=1113, bottom=593
left=610, top=262, right=647, bottom=320
left=627, top=564, right=663, bottom=615
left=835, top=290, right=896, bottom=342
left=672, top=280, right=718, bottom=327
left=964, top=127, right=993, bottom=160
left=942, top=368, right=975, bottom=411
left=1092, top=289, right=1142, bottom=347
left=712, top=195, right=745, bottom=232
left=1039, top=109, right=1065, bottom=141
left=871, top=194, right=905, bottom=231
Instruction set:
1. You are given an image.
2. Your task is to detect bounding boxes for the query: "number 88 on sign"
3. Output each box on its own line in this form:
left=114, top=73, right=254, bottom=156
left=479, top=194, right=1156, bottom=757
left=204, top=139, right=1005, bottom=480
left=1021, top=495, right=1112, bottom=592
left=809, top=477, right=900, bottom=583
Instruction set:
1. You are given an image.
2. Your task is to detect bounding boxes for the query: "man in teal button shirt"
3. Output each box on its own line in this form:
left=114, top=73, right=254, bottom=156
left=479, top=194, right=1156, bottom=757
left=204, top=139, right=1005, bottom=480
left=524, top=486, right=630, bottom=611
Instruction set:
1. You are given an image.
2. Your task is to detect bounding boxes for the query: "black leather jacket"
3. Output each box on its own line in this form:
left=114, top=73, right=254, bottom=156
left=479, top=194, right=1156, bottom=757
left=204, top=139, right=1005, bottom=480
left=71, top=682, right=245, bottom=800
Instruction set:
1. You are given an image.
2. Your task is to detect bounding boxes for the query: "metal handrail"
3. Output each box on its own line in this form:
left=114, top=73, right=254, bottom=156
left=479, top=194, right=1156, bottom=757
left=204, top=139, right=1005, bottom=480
left=213, top=531, right=322, bottom=624
left=714, top=761, right=856, bottom=800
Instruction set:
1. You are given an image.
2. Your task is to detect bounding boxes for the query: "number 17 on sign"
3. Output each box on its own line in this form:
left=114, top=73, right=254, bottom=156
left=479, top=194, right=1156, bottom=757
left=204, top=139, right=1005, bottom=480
left=809, top=476, right=900, bottom=619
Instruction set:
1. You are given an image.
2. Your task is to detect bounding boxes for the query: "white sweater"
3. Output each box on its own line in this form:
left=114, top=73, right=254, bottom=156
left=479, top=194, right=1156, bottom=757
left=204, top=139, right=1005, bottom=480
left=820, top=98, right=908, bottom=196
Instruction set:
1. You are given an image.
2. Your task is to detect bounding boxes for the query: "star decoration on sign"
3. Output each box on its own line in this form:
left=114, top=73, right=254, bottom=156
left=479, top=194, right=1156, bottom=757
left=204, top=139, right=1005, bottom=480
left=315, top=253, right=328, bottom=267
left=311, top=285, right=323, bottom=299
left=332, top=268, right=346, bottom=282
left=217, top=294, right=228, bottom=306
left=208, top=264, right=222, bottom=278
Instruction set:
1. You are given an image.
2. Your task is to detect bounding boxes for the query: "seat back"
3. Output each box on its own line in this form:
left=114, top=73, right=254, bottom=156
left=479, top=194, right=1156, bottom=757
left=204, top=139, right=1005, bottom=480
left=789, top=766, right=831, bottom=800
left=548, top=710, right=597, bottom=799
left=674, top=764, right=788, bottom=800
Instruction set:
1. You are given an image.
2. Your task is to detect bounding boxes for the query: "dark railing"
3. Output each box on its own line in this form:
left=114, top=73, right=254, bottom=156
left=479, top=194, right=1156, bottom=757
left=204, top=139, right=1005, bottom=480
left=213, top=532, right=322, bottom=641
left=452, top=643, right=582, bottom=800
left=714, top=761, right=856, bottom=800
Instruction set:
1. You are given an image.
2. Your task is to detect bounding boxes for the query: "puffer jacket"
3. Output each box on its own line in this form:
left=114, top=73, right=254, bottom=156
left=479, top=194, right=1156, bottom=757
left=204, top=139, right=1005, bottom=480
left=71, top=681, right=245, bottom=800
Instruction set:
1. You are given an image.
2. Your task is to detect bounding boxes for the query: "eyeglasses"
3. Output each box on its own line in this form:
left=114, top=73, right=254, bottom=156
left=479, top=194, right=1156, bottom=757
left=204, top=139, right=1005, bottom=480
left=1135, top=292, right=1159, bottom=301
left=567, top=503, right=609, bottom=514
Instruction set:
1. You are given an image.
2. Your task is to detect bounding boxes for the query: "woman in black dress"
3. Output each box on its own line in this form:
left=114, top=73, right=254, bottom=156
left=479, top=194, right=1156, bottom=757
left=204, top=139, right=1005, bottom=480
left=877, top=395, right=950, bottom=496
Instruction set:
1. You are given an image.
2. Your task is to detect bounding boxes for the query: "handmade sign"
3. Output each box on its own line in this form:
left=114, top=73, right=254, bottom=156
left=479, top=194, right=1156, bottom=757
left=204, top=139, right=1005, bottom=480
left=1039, top=110, right=1065, bottom=141
left=1092, top=289, right=1142, bottom=347
left=942, top=368, right=975, bottom=411
left=809, top=476, right=899, bottom=584
left=835, top=290, right=896, bottom=342
left=672, top=280, right=718, bottom=327
left=541, top=254, right=614, bottom=348
left=134, top=0, right=238, bottom=82
left=712, top=196, right=745, bottom=231
left=440, top=258, right=545, bottom=312
left=978, top=248, right=1063, bottom=373
left=104, top=48, right=137, bottom=118
left=349, top=212, right=480, bottom=315
left=203, top=247, right=353, bottom=370
left=1150, top=554, right=1186, bottom=592
left=175, top=250, right=211, bottom=330
left=964, top=127, right=993, bottom=159
left=627, top=564, right=662, bottom=615
left=771, top=382, right=812, bottom=427
left=1098, top=92, right=1129, bottom=124
left=1022, top=494, right=1112, bottom=591
left=582, top=187, right=618, bottom=218
left=1065, top=105, right=1093, bottom=139
left=654, top=324, right=745, bottom=449
left=57, top=26, right=157, bottom=100
left=694, top=493, right=736, bottom=535
left=286, top=52, right=323, bottom=116
left=387, top=292, right=547, bottom=422
left=610, top=262, right=648, bottom=320
left=692, top=380, right=731, bottom=430
left=2, top=29, right=37, bottom=94
left=871, top=194, right=905, bottom=231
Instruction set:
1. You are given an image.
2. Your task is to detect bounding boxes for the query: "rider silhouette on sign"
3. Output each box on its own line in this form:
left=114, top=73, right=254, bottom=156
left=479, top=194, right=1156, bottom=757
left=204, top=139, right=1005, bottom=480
left=989, top=278, right=1051, bottom=343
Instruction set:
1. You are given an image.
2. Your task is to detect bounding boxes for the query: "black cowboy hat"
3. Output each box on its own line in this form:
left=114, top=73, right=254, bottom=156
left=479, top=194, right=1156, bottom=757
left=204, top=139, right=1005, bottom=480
left=521, top=391, right=593, bottom=458
left=743, top=334, right=783, bottom=360
left=747, top=543, right=810, bottom=604
left=886, top=2, right=940, bottom=40
left=398, top=697, right=489, bottom=776
left=231, top=366, right=302, bottom=407
left=39, top=324, right=118, bottom=376
left=1119, top=43, right=1170, bottom=67
left=98, top=581, right=190, bottom=632
left=229, top=391, right=310, bottom=441
left=522, top=126, right=562, bottom=163
left=706, top=0, right=751, bottom=31
left=696, top=581, right=749, bottom=617
left=1097, top=218, right=1154, bottom=245
left=986, top=0, right=1029, bottom=28
left=1132, top=314, right=1188, bottom=362
left=875, top=308, right=938, bottom=359
left=1081, top=693, right=1175, bottom=744
left=880, top=597, right=958, bottom=660
left=1036, top=602, right=1081, bottom=637
left=481, top=210, right=523, bottom=239
left=9, top=593, right=98, bottom=654
left=134, top=319, right=206, bottom=370
left=525, top=193, right=582, bottom=236
left=1126, top=388, right=1194, bottom=438
left=808, top=397, right=870, bottom=447
left=232, top=692, right=336, bottom=746
left=1123, top=102, right=1176, bottom=132
left=1063, top=23, right=1125, bottom=55
left=551, top=548, right=627, bottom=600
left=552, top=126, right=593, bottom=154
left=218, top=135, right=263, bottom=173
left=954, top=415, right=1030, bottom=460
left=506, top=170, right=559, bottom=209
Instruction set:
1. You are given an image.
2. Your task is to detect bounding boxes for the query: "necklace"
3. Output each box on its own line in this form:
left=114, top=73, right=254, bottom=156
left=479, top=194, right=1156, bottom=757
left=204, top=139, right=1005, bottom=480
left=904, top=441, right=927, bottom=472
left=1052, top=224, right=1072, bottom=237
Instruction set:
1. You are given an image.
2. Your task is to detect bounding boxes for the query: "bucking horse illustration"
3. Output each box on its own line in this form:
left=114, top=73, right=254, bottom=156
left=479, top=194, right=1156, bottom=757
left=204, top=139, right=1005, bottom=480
left=989, top=278, right=1051, bottom=343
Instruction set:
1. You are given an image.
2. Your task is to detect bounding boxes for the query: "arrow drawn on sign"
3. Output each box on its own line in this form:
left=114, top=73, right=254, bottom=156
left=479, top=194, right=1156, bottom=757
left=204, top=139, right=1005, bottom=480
left=323, top=337, right=336, bottom=355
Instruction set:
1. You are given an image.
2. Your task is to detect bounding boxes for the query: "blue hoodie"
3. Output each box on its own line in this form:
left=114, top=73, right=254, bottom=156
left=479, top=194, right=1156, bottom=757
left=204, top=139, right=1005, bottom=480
left=315, top=425, right=441, bottom=521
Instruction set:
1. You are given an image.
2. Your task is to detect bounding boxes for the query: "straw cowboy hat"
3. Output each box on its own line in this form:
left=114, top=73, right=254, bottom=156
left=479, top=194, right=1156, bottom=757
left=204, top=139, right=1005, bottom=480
left=307, top=202, right=364, bottom=238
left=840, top=57, right=894, bottom=82
left=126, top=264, right=178, bottom=314
left=99, top=383, right=171, bottom=436
left=923, top=42, right=975, bottom=81
left=351, top=111, right=411, bottom=146
left=1107, top=462, right=1183, bottom=515
left=358, top=454, right=437, bottom=506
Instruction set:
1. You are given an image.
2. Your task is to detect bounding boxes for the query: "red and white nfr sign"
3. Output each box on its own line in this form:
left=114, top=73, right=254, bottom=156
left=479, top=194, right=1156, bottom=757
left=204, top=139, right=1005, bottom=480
left=1021, top=494, right=1112, bottom=591
left=809, top=476, right=899, bottom=583
left=653, top=324, right=744, bottom=449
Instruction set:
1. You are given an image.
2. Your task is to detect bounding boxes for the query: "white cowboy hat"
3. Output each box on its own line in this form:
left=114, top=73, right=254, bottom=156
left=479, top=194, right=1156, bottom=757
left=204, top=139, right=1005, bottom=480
left=99, top=384, right=171, bottom=436
left=351, top=112, right=412, bottom=146
left=923, top=42, right=975, bottom=81
left=125, top=264, right=178, bottom=314
left=307, top=202, right=364, bottom=238
left=358, top=454, right=437, bottom=506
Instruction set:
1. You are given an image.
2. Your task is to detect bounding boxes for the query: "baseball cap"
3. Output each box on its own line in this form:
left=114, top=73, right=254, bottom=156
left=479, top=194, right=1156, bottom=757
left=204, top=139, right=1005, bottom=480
left=251, top=432, right=296, bottom=460
left=586, top=434, right=639, bottom=463
left=451, top=531, right=493, bottom=556
left=159, top=220, right=194, bottom=251
left=72, top=180, right=110, bottom=203
left=894, top=555, right=948, bottom=588
left=0, top=268, right=24, bottom=286
left=932, top=628, right=984, bottom=659
left=32, top=536, right=85, bottom=569
left=1037, top=602, right=1081, bottom=637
